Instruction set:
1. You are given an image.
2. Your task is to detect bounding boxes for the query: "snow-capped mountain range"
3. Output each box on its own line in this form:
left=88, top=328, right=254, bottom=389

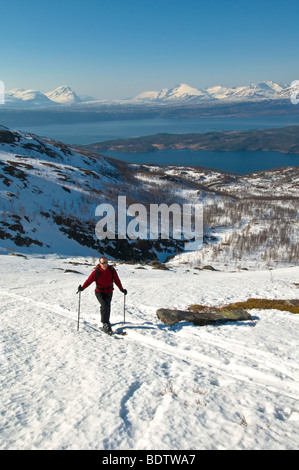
left=1, top=81, right=298, bottom=109
left=3, top=86, right=86, bottom=108
left=133, top=81, right=298, bottom=104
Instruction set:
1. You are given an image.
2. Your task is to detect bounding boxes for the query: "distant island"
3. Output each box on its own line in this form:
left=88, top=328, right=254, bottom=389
left=81, top=126, right=299, bottom=154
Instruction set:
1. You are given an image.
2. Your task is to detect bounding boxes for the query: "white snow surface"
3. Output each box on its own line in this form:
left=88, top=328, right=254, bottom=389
left=1, top=254, right=298, bottom=450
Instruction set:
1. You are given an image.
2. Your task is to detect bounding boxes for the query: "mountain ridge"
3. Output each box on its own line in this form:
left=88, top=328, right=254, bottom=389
left=79, top=125, right=299, bottom=155
left=3, top=86, right=85, bottom=108
left=2, top=80, right=299, bottom=109
left=133, top=81, right=298, bottom=104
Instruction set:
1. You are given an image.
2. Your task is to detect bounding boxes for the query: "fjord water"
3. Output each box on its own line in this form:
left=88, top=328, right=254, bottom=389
left=103, top=148, right=299, bottom=175
left=4, top=113, right=299, bottom=174
left=10, top=114, right=299, bottom=145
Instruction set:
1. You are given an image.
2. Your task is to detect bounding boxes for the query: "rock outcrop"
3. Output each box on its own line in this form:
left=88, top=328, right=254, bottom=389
left=156, top=306, right=252, bottom=326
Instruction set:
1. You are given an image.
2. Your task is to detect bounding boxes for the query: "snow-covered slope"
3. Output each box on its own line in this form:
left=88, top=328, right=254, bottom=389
left=5, top=89, right=56, bottom=108
left=0, top=254, right=298, bottom=450
left=132, top=163, right=299, bottom=269
left=1, top=126, right=298, bottom=450
left=0, top=125, right=122, bottom=256
left=0, top=126, right=187, bottom=260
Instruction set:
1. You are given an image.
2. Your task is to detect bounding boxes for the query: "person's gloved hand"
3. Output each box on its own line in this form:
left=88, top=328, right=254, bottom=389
left=122, top=289, right=127, bottom=295
left=77, top=285, right=84, bottom=292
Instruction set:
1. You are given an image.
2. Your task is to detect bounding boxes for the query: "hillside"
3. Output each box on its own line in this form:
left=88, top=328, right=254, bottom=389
left=0, top=125, right=185, bottom=260
left=1, top=254, right=298, bottom=450
left=1, top=125, right=299, bottom=269
left=81, top=126, right=299, bottom=154
left=1, top=126, right=298, bottom=450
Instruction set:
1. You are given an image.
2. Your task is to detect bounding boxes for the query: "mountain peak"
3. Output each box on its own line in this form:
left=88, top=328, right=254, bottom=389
left=6, top=88, right=54, bottom=105
left=135, top=83, right=209, bottom=103
left=4, top=86, right=81, bottom=108
left=45, top=86, right=81, bottom=104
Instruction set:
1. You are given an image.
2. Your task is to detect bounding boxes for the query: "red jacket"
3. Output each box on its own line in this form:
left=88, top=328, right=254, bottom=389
left=82, top=264, right=124, bottom=295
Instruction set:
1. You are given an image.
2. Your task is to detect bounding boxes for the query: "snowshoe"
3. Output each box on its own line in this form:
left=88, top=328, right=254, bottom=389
left=102, top=323, right=113, bottom=335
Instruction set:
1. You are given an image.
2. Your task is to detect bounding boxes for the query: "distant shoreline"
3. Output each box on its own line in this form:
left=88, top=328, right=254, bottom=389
left=79, top=125, right=299, bottom=155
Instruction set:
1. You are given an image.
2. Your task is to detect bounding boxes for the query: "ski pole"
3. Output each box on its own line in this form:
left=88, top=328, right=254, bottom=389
left=77, top=290, right=81, bottom=331
left=123, top=292, right=126, bottom=324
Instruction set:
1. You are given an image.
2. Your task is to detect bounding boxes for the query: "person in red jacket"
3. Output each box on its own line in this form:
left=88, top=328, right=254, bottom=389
left=78, top=256, right=127, bottom=334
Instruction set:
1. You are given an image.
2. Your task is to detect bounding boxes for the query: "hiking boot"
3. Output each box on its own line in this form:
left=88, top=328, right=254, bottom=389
left=103, top=323, right=113, bottom=335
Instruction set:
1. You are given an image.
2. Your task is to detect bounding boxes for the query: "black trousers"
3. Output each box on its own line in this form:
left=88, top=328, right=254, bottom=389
left=95, top=291, right=113, bottom=324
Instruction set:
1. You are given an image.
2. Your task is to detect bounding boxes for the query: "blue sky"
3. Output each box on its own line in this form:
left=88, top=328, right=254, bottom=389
left=1, top=0, right=298, bottom=99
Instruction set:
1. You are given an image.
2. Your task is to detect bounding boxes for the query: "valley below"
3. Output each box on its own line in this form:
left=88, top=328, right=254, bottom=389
left=0, top=124, right=298, bottom=270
